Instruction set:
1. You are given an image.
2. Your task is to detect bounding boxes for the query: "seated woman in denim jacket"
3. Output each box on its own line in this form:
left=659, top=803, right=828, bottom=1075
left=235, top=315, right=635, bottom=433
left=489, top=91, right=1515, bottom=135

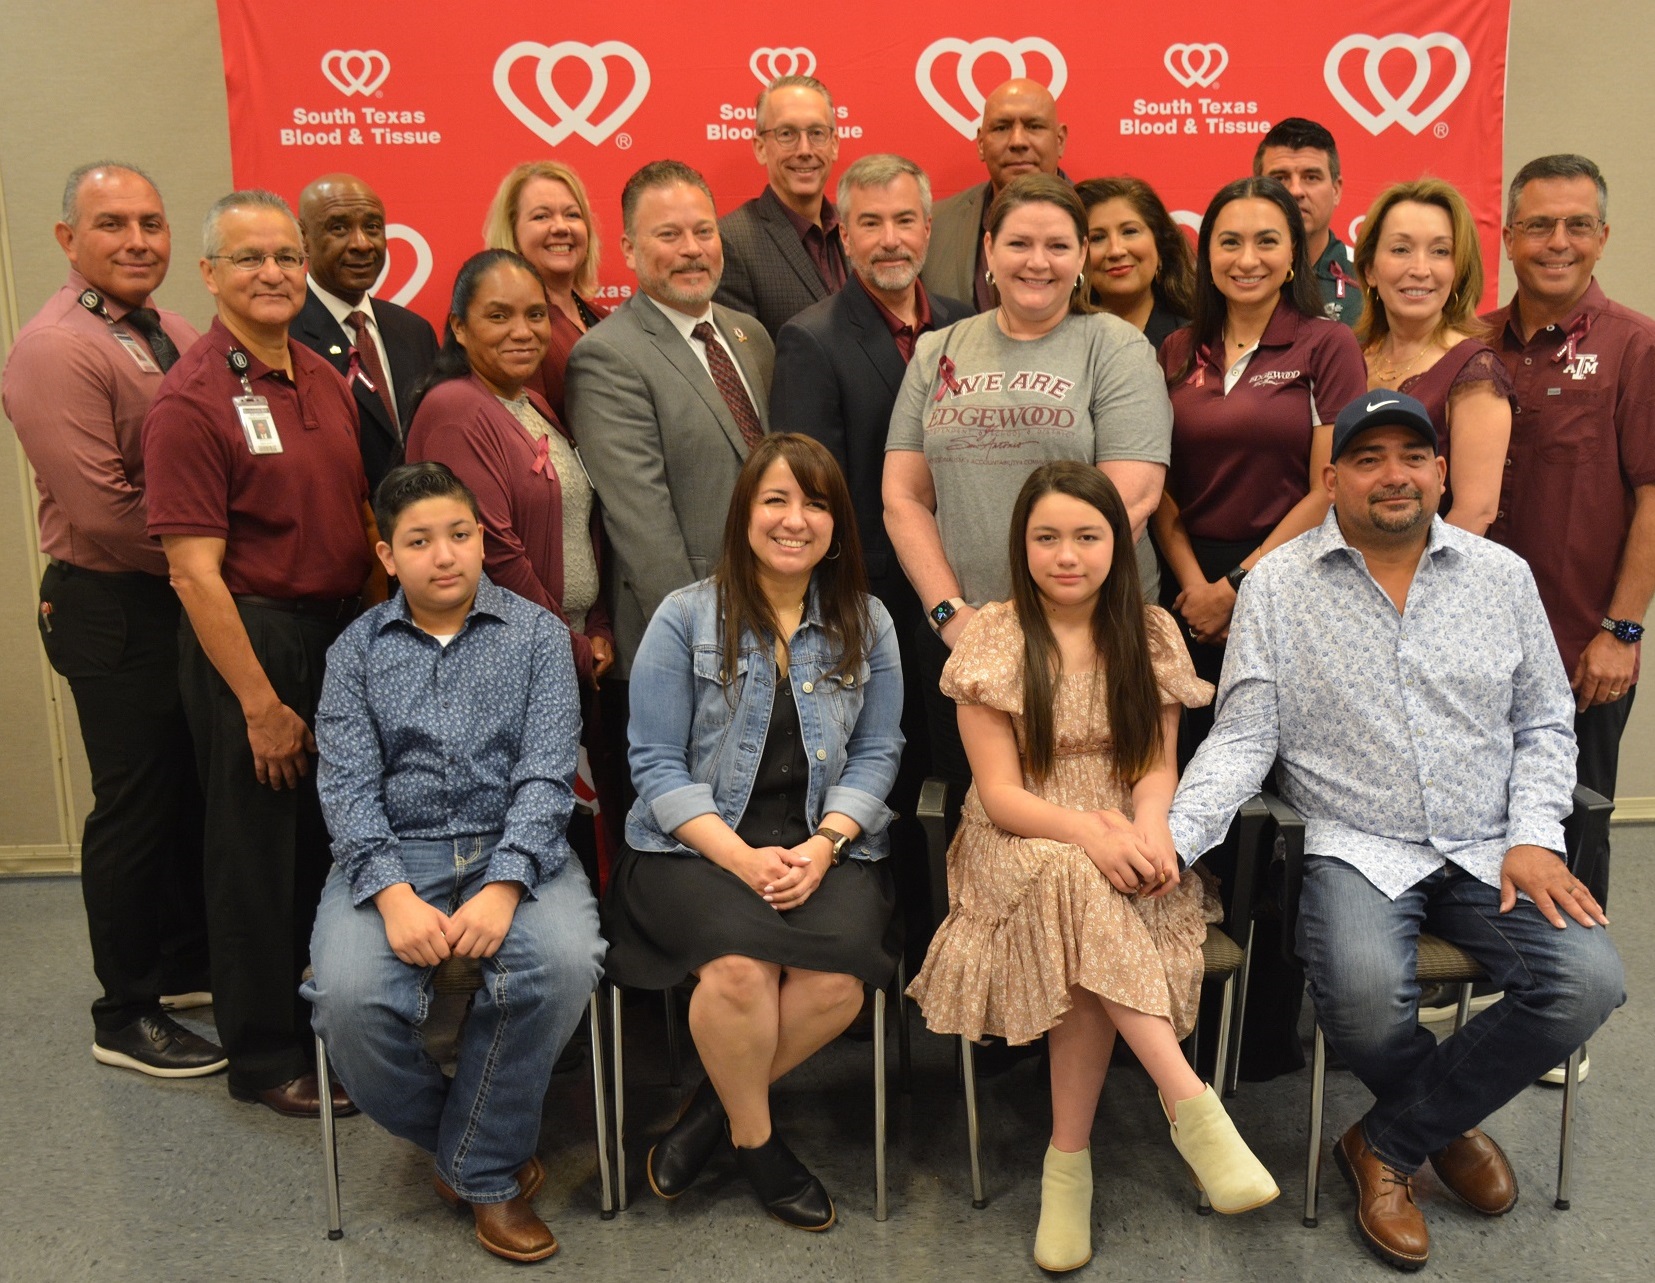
left=602, top=434, right=903, bottom=1232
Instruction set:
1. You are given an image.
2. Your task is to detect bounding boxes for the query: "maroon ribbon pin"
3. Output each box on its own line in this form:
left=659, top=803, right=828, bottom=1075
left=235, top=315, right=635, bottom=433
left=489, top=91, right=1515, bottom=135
left=933, top=353, right=961, bottom=401
left=1552, top=313, right=1592, bottom=364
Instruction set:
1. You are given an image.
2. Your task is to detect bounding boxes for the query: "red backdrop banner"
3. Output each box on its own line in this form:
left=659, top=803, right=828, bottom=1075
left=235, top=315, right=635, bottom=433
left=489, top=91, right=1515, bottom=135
left=216, top=0, right=1511, bottom=327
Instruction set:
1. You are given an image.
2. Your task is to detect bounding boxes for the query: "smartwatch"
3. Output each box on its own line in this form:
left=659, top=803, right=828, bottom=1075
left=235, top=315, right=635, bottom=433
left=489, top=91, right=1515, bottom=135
left=814, top=826, right=851, bottom=864
left=928, top=597, right=966, bottom=634
left=1225, top=565, right=1248, bottom=592
left=1602, top=617, right=1646, bottom=644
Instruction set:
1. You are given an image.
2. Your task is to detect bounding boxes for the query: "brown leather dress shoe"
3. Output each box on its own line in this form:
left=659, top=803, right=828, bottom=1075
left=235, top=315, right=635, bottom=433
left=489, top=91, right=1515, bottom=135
left=434, top=1156, right=547, bottom=1208
left=470, top=1196, right=558, bottom=1262
left=230, top=1072, right=359, bottom=1118
left=1429, top=1128, right=1518, bottom=1215
left=1335, top=1122, right=1429, bottom=1272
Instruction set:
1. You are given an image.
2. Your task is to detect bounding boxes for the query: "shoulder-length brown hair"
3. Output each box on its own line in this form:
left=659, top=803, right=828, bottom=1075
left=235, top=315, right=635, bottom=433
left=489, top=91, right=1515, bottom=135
left=1007, top=461, right=1162, bottom=787
left=985, top=174, right=1096, bottom=316
left=1352, top=177, right=1487, bottom=348
left=1075, top=175, right=1197, bottom=319
left=482, top=160, right=602, bottom=297
left=714, top=434, right=870, bottom=684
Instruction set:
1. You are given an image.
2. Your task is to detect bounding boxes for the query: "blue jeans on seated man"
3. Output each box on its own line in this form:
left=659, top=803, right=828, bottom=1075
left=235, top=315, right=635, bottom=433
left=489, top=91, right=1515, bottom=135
left=1297, top=856, right=1624, bottom=1173
left=304, top=838, right=606, bottom=1203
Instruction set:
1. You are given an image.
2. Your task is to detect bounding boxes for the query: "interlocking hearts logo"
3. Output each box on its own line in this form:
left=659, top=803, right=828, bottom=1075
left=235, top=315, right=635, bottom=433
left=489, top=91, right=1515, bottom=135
left=749, top=47, right=817, bottom=86
left=493, top=40, right=651, bottom=146
left=321, top=49, right=390, bottom=97
left=1324, top=33, right=1470, bottom=135
left=369, top=224, right=432, bottom=308
left=914, top=36, right=1067, bottom=140
left=1163, top=43, right=1228, bottom=89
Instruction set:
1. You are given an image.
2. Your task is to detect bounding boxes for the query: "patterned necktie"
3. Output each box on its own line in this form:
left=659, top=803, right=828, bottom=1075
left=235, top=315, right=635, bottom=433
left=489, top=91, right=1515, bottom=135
left=690, top=320, right=763, bottom=450
left=120, top=306, right=179, bottom=373
left=346, top=310, right=400, bottom=437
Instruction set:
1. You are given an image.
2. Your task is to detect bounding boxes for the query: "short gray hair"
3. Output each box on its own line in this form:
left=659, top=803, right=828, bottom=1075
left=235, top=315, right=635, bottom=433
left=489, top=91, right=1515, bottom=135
left=755, top=74, right=833, bottom=129
left=1505, top=154, right=1608, bottom=224
left=61, top=160, right=157, bottom=224
left=620, top=160, right=714, bottom=238
left=201, top=189, right=299, bottom=257
left=836, top=154, right=932, bottom=220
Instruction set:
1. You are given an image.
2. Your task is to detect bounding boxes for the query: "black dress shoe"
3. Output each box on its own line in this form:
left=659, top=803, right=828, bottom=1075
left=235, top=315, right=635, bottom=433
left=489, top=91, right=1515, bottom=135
left=92, top=1014, right=228, bottom=1078
left=647, top=1078, right=728, bottom=1199
left=734, top=1131, right=835, bottom=1231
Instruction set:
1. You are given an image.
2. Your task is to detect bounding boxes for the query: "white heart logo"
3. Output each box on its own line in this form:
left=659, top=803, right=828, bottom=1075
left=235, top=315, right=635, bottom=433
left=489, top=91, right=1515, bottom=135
left=1171, top=209, right=1203, bottom=238
left=749, top=47, right=817, bottom=86
left=914, top=36, right=1067, bottom=140
left=1323, top=32, right=1471, bottom=136
left=321, top=49, right=390, bottom=97
left=369, top=224, right=433, bottom=308
left=493, top=40, right=651, bottom=146
left=1163, top=43, right=1228, bottom=89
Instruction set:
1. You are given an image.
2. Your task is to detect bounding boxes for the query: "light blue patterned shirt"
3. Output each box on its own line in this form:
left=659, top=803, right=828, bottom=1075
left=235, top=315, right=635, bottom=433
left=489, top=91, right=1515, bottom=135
left=316, top=576, right=581, bottom=905
left=1169, top=510, right=1577, bottom=899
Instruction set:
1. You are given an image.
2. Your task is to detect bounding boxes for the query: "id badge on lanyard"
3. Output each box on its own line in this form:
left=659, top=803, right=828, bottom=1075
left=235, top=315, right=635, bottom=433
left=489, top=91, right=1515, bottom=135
left=228, top=349, right=283, bottom=454
left=77, top=288, right=161, bottom=373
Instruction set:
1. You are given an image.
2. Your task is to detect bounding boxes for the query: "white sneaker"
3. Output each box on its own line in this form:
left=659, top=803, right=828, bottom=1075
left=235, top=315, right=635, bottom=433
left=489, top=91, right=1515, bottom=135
left=1539, top=1052, right=1589, bottom=1086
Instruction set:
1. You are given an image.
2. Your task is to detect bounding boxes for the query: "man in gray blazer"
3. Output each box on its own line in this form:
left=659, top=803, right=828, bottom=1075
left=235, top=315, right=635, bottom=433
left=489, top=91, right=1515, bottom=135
left=714, top=74, right=846, bottom=338
left=919, top=78, right=1069, bottom=312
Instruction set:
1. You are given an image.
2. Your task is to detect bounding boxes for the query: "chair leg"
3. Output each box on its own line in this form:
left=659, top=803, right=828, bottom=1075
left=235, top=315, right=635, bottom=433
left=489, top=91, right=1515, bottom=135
left=663, top=987, right=682, bottom=1088
left=589, top=992, right=615, bottom=1219
left=1304, top=1023, right=1326, bottom=1228
left=315, top=1032, right=343, bottom=1240
left=1556, top=1043, right=1583, bottom=1210
left=610, top=984, right=629, bottom=1211
left=895, top=959, right=913, bottom=1096
left=1453, top=982, right=1473, bottom=1033
left=1225, top=922, right=1256, bottom=1099
left=873, top=987, right=889, bottom=1221
left=1198, top=974, right=1238, bottom=1215
left=961, top=1035, right=987, bottom=1209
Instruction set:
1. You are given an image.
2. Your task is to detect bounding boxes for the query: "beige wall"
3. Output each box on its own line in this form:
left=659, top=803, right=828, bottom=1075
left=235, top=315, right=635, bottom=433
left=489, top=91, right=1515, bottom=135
left=1, top=1, right=1650, bottom=871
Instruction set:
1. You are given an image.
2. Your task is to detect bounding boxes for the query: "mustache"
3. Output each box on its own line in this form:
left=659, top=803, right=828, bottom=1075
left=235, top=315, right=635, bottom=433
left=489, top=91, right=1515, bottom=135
left=1370, top=486, right=1423, bottom=502
left=673, top=260, right=713, bottom=273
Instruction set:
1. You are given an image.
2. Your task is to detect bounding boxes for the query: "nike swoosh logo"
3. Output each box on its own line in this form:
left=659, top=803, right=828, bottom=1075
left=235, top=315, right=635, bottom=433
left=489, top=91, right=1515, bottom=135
left=1364, top=398, right=1400, bottom=412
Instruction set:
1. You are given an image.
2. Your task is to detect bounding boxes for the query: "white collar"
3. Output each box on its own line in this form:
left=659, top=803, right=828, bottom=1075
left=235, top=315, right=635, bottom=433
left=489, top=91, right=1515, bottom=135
left=308, top=278, right=376, bottom=329
left=642, top=291, right=714, bottom=343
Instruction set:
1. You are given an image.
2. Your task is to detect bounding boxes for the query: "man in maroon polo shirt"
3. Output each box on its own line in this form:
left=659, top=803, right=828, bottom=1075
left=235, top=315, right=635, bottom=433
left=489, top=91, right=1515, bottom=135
left=1485, top=154, right=1655, bottom=920
left=3, top=161, right=221, bottom=1080
left=143, top=189, right=377, bottom=1117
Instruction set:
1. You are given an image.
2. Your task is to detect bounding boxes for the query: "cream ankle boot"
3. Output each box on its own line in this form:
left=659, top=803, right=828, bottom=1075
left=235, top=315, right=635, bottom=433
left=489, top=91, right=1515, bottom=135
left=1164, top=1085, right=1279, bottom=1214
left=1033, top=1143, right=1093, bottom=1272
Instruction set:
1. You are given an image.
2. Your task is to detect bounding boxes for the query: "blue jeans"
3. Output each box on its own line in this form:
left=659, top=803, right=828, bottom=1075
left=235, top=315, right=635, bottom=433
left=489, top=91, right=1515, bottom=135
left=303, top=839, right=606, bottom=1202
left=1297, top=857, right=1624, bottom=1173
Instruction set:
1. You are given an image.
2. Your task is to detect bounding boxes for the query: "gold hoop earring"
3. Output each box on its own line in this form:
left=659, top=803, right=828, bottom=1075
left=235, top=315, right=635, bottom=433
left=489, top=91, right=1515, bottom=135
left=1285, top=267, right=1295, bottom=282
left=1447, top=289, right=1460, bottom=312
left=983, top=269, right=996, bottom=286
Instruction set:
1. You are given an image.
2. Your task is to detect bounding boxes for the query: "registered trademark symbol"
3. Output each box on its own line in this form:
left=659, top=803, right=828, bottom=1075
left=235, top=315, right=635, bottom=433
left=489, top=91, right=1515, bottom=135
left=1433, top=122, right=1449, bottom=139
left=615, top=132, right=633, bottom=149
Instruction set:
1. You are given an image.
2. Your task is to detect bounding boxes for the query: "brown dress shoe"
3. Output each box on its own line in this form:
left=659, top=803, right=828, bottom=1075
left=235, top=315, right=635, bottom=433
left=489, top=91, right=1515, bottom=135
left=470, top=1196, right=558, bottom=1262
left=1335, top=1122, right=1429, bottom=1272
left=434, top=1156, right=547, bottom=1208
left=230, top=1072, right=359, bottom=1118
left=1429, top=1128, right=1518, bottom=1215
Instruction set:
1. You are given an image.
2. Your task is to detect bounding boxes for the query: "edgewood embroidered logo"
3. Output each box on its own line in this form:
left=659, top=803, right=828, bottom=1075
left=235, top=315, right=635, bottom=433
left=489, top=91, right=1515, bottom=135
left=1324, top=33, right=1470, bottom=136
left=1163, top=43, right=1228, bottom=89
left=493, top=40, right=650, bottom=145
left=1249, top=369, right=1302, bottom=388
left=370, top=224, right=433, bottom=307
left=915, top=36, right=1067, bottom=140
left=322, top=49, right=390, bottom=97
left=750, top=47, right=816, bottom=86
left=1565, top=354, right=1599, bottom=380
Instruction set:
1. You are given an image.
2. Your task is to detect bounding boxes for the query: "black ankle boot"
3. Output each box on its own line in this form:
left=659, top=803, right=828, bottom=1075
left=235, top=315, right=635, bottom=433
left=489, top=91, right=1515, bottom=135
left=734, top=1131, right=835, bottom=1230
left=646, top=1078, right=728, bottom=1199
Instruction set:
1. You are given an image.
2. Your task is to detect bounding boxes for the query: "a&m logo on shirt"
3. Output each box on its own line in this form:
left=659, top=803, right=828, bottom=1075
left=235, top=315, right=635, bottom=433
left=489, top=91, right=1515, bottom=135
left=1565, top=353, right=1599, bottom=380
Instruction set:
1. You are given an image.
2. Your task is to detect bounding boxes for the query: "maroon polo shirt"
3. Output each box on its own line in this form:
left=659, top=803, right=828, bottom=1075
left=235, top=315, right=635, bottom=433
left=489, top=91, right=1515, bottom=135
left=1483, top=280, right=1655, bottom=676
left=778, top=194, right=848, bottom=292
left=143, top=317, right=372, bottom=599
left=855, top=274, right=935, bottom=363
left=1158, top=305, right=1367, bottom=543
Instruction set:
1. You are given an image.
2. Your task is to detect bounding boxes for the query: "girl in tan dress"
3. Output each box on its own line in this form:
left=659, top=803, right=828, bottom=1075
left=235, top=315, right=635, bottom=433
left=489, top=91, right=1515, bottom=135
left=908, top=461, right=1277, bottom=1272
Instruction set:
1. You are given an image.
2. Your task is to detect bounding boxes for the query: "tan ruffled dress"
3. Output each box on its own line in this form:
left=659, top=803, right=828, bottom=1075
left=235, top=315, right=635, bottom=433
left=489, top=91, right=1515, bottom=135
left=907, top=601, right=1217, bottom=1045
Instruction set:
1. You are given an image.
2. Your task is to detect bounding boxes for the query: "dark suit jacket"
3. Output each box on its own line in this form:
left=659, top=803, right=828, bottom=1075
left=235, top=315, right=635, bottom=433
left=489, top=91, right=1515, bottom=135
left=564, top=293, right=774, bottom=675
left=291, top=287, right=439, bottom=492
left=769, top=282, right=971, bottom=583
left=918, top=181, right=991, bottom=311
left=714, top=186, right=841, bottom=339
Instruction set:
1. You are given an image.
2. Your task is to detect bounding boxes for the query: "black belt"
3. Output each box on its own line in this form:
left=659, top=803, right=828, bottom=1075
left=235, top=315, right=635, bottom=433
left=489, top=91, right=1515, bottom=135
left=234, top=593, right=361, bottom=621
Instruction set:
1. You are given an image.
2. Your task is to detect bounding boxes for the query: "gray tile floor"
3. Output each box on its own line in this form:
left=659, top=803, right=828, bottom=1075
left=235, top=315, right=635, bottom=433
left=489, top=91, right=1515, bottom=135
left=4, top=832, right=1652, bottom=1283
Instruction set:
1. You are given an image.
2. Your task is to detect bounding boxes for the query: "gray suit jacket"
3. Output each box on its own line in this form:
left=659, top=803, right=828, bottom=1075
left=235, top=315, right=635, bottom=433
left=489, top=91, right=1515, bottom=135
left=715, top=186, right=840, bottom=338
left=564, top=292, right=774, bottom=675
left=918, top=181, right=991, bottom=311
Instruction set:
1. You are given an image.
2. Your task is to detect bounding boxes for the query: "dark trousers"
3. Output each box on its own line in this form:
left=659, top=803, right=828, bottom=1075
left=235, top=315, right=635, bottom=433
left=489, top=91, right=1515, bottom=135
left=1575, top=686, right=1634, bottom=907
left=872, top=574, right=935, bottom=964
left=596, top=677, right=637, bottom=852
left=38, top=563, right=208, bottom=1031
left=178, top=602, right=344, bottom=1091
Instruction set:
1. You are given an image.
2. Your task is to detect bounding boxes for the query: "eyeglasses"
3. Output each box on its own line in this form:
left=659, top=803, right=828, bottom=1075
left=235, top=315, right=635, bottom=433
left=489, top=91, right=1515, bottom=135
left=757, top=125, right=834, bottom=149
left=1509, top=216, right=1604, bottom=242
left=208, top=250, right=308, bottom=272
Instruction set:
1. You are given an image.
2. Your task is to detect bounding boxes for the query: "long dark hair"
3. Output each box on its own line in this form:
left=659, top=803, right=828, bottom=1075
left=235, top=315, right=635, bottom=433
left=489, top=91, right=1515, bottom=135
left=1008, top=462, right=1161, bottom=787
left=1168, top=176, right=1323, bottom=386
left=714, top=434, right=870, bottom=685
left=408, top=248, right=546, bottom=419
left=1075, top=175, right=1197, bottom=319
left=985, top=174, right=1095, bottom=316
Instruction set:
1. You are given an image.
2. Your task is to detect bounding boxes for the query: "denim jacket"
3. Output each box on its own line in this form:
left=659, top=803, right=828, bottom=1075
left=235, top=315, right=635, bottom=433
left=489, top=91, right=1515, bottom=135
left=624, top=577, right=903, bottom=860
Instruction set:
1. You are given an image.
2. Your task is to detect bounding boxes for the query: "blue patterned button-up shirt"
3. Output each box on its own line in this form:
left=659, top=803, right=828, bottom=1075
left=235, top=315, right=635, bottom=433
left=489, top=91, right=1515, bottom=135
left=1169, top=510, right=1576, bottom=899
left=316, top=576, right=581, bottom=905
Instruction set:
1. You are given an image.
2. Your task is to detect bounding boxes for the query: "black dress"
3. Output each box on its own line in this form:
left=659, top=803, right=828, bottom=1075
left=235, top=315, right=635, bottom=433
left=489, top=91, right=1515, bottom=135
left=602, top=667, right=901, bottom=989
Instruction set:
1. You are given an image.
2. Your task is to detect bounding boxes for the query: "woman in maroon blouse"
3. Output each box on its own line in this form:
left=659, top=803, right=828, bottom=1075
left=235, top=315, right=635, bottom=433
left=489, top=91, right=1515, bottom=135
left=1352, top=178, right=1514, bottom=534
left=482, top=161, right=610, bottom=425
